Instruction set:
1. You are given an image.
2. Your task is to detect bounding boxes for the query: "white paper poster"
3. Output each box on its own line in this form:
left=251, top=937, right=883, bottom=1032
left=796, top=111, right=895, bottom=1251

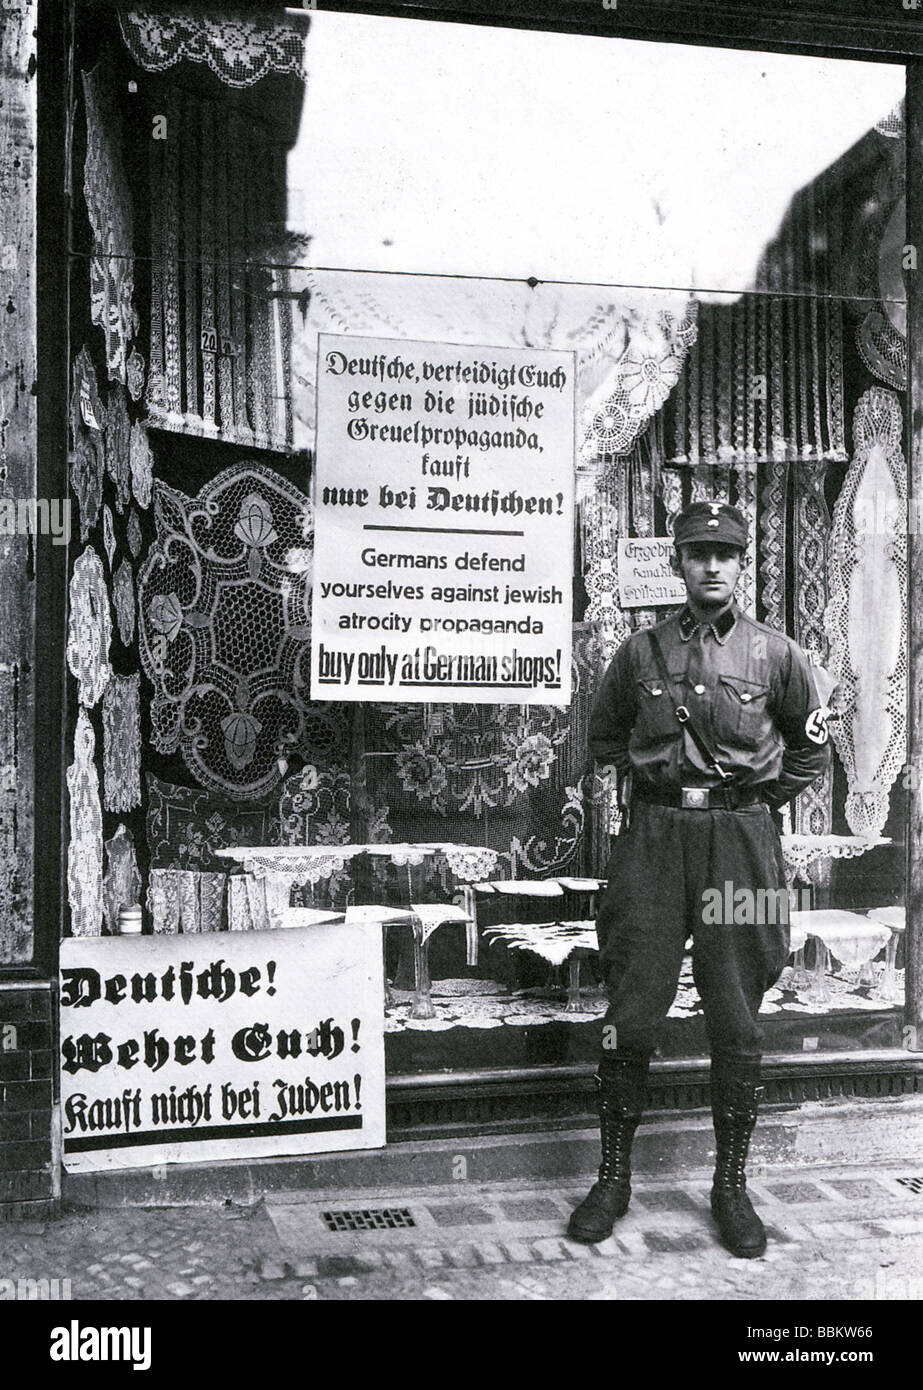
left=59, top=923, right=385, bottom=1172
left=311, top=334, right=575, bottom=705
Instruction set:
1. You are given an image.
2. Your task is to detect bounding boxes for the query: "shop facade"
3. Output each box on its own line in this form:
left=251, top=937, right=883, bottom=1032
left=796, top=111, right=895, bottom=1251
left=3, top=0, right=923, bottom=1211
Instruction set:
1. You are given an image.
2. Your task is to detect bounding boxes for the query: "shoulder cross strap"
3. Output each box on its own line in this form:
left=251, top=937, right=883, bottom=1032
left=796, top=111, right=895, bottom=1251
left=647, top=628, right=732, bottom=782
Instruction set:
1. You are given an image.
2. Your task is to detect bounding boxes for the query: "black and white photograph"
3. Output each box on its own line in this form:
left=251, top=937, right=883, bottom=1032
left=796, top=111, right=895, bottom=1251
left=2, top=0, right=923, bottom=1350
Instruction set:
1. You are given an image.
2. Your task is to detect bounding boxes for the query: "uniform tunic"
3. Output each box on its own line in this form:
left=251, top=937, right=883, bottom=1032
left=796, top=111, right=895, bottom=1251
left=589, top=603, right=831, bottom=1062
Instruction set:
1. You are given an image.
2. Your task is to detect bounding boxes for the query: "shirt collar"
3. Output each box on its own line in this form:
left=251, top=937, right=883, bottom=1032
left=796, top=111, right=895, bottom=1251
left=678, top=603, right=737, bottom=645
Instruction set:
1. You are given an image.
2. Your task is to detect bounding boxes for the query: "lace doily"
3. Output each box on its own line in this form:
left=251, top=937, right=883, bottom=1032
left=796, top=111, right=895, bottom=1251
left=105, top=384, right=132, bottom=513
left=426, top=844, right=501, bottom=883
left=127, top=347, right=145, bottom=402
left=67, top=547, right=112, bottom=708
left=70, top=347, right=106, bottom=542
left=102, top=673, right=141, bottom=812
left=118, top=8, right=309, bottom=86
left=82, top=65, right=138, bottom=383
left=102, top=824, right=142, bottom=933
left=854, top=148, right=906, bottom=392
left=580, top=305, right=697, bottom=465
left=138, top=464, right=316, bottom=799
left=127, top=508, right=143, bottom=559
left=113, top=558, right=136, bottom=647
left=858, top=309, right=906, bottom=393
left=148, top=868, right=226, bottom=934
left=102, top=505, right=116, bottom=571
left=130, top=420, right=153, bottom=509
left=67, top=710, right=103, bottom=936
left=825, top=388, right=907, bottom=836
left=222, top=846, right=364, bottom=885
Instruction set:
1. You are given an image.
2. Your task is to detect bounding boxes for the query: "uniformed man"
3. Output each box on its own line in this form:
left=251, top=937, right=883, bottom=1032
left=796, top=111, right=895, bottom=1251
left=567, top=500, right=831, bottom=1257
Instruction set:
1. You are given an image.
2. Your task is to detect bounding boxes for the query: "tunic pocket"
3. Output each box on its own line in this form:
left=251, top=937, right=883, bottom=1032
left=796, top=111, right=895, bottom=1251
left=635, top=677, right=680, bottom=745
left=716, top=675, right=771, bottom=750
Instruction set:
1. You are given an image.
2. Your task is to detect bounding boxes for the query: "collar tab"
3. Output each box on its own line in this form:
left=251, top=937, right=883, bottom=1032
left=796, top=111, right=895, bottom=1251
left=679, top=605, right=737, bottom=644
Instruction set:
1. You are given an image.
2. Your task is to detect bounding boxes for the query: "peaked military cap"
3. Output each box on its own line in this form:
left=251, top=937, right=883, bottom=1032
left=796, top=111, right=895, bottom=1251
left=673, top=500, right=748, bottom=550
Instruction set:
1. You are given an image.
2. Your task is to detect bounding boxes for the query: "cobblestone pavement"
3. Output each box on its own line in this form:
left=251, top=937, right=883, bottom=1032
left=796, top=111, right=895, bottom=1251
left=2, top=1163, right=923, bottom=1302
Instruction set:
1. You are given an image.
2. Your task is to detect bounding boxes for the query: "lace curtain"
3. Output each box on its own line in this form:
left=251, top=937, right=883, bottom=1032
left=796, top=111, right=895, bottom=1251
left=145, top=88, right=296, bottom=450
left=826, top=388, right=907, bottom=838
left=82, top=65, right=139, bottom=386
left=118, top=7, right=309, bottom=87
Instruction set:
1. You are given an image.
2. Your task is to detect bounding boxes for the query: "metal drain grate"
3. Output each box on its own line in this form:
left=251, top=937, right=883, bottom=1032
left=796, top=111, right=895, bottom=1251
left=322, top=1207, right=416, bottom=1233
left=896, top=1177, right=923, bottom=1195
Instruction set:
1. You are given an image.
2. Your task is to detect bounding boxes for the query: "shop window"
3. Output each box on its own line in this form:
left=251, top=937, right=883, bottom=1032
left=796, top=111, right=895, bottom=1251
left=63, top=3, right=908, bottom=1071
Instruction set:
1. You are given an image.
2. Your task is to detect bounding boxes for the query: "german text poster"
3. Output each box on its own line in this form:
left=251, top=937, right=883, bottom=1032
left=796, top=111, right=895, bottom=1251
left=311, top=334, right=575, bottom=705
left=59, top=923, right=385, bottom=1172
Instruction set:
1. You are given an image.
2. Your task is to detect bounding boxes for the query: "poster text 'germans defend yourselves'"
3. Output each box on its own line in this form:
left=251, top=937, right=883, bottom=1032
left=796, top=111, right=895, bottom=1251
left=311, top=334, right=575, bottom=705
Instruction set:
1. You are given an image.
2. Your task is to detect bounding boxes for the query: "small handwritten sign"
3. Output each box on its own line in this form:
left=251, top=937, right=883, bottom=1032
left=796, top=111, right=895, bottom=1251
left=617, top=537, right=686, bottom=608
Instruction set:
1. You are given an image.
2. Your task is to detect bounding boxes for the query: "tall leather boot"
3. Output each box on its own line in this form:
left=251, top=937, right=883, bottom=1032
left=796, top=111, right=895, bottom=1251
left=710, top=1056, right=767, bottom=1259
left=567, top=1054, right=650, bottom=1244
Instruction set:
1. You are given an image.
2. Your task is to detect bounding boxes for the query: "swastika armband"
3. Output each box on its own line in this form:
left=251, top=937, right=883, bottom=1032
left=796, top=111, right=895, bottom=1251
left=804, top=707, right=831, bottom=745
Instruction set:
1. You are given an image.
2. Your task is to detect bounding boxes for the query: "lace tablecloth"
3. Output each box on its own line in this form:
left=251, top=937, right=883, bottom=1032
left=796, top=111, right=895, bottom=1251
left=215, top=842, right=501, bottom=937
left=485, top=921, right=598, bottom=968
left=789, top=909, right=891, bottom=968
left=866, top=906, right=905, bottom=933
left=780, top=834, right=891, bottom=884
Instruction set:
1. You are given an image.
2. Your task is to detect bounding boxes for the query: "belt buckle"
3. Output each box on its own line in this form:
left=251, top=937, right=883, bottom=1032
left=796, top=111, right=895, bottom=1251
left=681, top=786, right=709, bottom=810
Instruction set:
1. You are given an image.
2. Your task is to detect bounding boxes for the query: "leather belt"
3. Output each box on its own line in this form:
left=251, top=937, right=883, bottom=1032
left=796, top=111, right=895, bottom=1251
left=632, top=783, right=764, bottom=811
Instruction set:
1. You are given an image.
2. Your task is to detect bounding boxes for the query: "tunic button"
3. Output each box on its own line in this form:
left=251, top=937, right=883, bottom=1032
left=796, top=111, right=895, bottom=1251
left=740, top=692, right=752, bottom=702
left=651, top=688, right=662, bottom=696
left=694, top=683, right=705, bottom=694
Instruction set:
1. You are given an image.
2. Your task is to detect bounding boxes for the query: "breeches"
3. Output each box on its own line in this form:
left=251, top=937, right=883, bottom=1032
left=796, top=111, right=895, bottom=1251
left=596, top=800, right=790, bottom=1061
